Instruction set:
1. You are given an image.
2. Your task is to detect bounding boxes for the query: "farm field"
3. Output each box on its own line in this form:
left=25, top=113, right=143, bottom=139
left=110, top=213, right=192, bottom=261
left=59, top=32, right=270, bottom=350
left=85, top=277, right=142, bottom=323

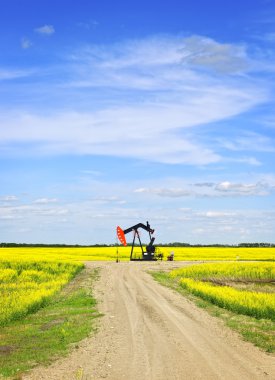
left=0, top=259, right=83, bottom=326
left=0, top=246, right=275, bottom=262
left=1, top=249, right=275, bottom=379
left=0, top=259, right=100, bottom=378
left=169, top=262, right=275, bottom=321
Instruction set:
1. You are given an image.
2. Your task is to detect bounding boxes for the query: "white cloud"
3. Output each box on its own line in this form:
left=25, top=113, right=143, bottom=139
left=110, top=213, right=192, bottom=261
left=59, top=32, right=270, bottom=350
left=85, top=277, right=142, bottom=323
left=76, top=35, right=248, bottom=74
left=0, top=85, right=265, bottom=164
left=90, top=196, right=126, bottom=204
left=215, top=181, right=268, bottom=195
left=0, top=204, right=68, bottom=219
left=134, top=179, right=273, bottom=198
left=197, top=211, right=237, bottom=218
left=0, top=69, right=32, bottom=81
left=77, top=20, right=99, bottom=30
left=0, top=195, right=18, bottom=202
left=181, top=35, right=248, bottom=74
left=134, top=188, right=192, bottom=197
left=0, top=35, right=270, bottom=165
left=254, top=32, right=275, bottom=42
left=228, top=157, right=262, bottom=166
left=35, top=25, right=55, bottom=35
left=33, top=198, right=58, bottom=204
left=0, top=109, right=221, bottom=164
left=0, top=178, right=274, bottom=244
left=21, top=37, right=32, bottom=49
left=67, top=35, right=258, bottom=95
left=218, top=132, right=275, bottom=152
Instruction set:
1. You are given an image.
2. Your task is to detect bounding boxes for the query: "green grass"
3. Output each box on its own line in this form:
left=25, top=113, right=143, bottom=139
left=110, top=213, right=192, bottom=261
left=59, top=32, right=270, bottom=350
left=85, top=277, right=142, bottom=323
left=151, top=271, right=275, bottom=354
left=0, top=267, right=102, bottom=379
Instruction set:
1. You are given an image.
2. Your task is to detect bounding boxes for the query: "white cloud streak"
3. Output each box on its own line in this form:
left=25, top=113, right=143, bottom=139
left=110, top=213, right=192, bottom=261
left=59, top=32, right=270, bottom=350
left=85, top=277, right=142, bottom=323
left=21, top=37, right=32, bottom=49
left=0, top=35, right=270, bottom=165
left=33, top=198, right=58, bottom=204
left=0, top=69, right=32, bottom=81
left=0, top=195, right=18, bottom=202
left=217, top=132, right=275, bottom=152
left=35, top=25, right=55, bottom=35
left=134, top=180, right=273, bottom=198
left=215, top=181, right=269, bottom=195
left=0, top=204, right=68, bottom=219
left=180, top=35, right=248, bottom=74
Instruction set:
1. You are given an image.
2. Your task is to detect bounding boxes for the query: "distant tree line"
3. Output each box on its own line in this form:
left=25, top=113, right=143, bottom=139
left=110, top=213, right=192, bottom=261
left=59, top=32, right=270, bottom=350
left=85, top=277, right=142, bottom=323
left=158, top=242, right=275, bottom=247
left=237, top=243, right=274, bottom=247
left=1, top=242, right=274, bottom=248
left=0, top=243, right=109, bottom=248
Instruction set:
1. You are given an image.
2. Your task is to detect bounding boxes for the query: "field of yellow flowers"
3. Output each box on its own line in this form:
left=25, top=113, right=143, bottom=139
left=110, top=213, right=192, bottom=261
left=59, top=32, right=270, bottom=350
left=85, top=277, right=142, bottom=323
left=0, top=246, right=274, bottom=262
left=0, top=258, right=83, bottom=326
left=169, top=262, right=275, bottom=320
left=0, top=246, right=274, bottom=327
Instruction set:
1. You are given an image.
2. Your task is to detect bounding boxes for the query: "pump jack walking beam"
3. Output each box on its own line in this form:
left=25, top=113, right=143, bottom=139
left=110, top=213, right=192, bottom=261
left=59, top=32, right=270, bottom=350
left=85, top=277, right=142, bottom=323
left=123, top=222, right=154, bottom=235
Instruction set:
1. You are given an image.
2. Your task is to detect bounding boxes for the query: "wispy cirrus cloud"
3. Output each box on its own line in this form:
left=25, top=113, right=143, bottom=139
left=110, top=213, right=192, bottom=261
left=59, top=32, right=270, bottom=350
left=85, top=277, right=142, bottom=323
left=0, top=195, right=18, bottom=202
left=90, top=196, right=126, bottom=205
left=135, top=188, right=192, bottom=197
left=21, top=37, right=32, bottom=49
left=134, top=180, right=273, bottom=198
left=0, top=68, right=33, bottom=81
left=35, top=25, right=55, bottom=35
left=196, top=211, right=237, bottom=218
left=76, top=20, right=99, bottom=30
left=214, top=181, right=268, bottom=195
left=33, top=198, right=58, bottom=204
left=0, top=204, right=68, bottom=219
left=217, top=131, right=275, bottom=152
left=180, top=35, right=248, bottom=74
left=0, top=35, right=270, bottom=165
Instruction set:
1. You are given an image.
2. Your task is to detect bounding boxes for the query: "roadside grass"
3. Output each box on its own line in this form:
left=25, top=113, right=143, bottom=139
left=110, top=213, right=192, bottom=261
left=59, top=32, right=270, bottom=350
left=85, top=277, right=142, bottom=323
left=0, top=267, right=102, bottom=379
left=151, top=271, right=275, bottom=354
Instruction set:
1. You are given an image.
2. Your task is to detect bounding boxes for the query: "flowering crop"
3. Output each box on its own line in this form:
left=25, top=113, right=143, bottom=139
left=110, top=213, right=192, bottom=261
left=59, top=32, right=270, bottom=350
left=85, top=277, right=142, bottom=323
left=0, top=246, right=274, bottom=262
left=179, top=278, right=275, bottom=320
left=0, top=259, right=83, bottom=326
left=170, top=262, right=275, bottom=320
left=170, top=262, right=275, bottom=281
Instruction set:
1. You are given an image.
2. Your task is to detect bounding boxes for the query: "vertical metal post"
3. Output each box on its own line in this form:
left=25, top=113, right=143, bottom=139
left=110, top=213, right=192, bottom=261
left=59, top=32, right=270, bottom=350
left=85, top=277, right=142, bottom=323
left=136, top=230, right=144, bottom=258
left=130, top=231, right=136, bottom=260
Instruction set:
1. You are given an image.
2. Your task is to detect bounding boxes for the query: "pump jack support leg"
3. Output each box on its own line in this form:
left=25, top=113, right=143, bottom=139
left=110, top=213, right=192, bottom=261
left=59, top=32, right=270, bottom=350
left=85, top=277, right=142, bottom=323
left=136, top=231, right=144, bottom=256
left=130, top=232, right=136, bottom=260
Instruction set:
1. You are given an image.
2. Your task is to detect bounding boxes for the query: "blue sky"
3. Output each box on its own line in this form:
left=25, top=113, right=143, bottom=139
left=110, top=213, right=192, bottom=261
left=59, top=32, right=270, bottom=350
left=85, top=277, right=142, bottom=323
left=0, top=0, right=275, bottom=244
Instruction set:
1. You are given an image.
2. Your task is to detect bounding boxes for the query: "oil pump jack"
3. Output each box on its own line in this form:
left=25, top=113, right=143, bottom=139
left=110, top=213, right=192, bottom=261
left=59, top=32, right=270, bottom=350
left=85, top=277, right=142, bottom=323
left=116, top=221, right=162, bottom=261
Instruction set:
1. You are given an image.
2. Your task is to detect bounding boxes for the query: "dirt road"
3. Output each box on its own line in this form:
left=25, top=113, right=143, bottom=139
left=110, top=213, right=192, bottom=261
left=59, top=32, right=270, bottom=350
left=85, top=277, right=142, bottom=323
left=23, top=261, right=275, bottom=380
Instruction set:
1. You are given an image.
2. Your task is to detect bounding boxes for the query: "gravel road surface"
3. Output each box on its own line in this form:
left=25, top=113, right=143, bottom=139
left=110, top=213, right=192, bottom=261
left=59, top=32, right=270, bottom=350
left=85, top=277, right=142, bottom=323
left=23, top=261, right=275, bottom=380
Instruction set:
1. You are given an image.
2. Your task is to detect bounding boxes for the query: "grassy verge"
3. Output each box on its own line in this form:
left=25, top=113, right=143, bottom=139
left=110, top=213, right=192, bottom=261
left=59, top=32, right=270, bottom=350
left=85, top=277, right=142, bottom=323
left=151, top=271, right=275, bottom=353
left=0, top=267, right=102, bottom=379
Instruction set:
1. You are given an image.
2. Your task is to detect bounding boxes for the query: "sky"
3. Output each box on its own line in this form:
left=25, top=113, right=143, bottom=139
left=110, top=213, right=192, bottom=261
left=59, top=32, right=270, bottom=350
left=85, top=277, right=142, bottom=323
left=0, top=0, right=275, bottom=245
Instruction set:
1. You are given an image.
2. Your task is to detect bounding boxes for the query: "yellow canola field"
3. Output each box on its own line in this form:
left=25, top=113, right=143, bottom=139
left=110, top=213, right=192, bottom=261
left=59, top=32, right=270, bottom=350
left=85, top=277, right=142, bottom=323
left=0, top=259, right=83, bottom=326
left=170, top=262, right=275, bottom=281
left=0, top=246, right=275, bottom=262
left=1, top=247, right=274, bottom=326
left=179, top=278, right=275, bottom=320
left=170, top=262, right=275, bottom=320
